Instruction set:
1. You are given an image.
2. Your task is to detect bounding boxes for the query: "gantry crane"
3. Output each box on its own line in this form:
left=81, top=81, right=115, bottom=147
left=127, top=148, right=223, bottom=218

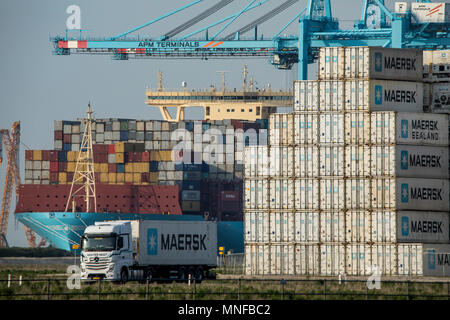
left=0, top=122, right=44, bottom=248
left=51, top=0, right=449, bottom=80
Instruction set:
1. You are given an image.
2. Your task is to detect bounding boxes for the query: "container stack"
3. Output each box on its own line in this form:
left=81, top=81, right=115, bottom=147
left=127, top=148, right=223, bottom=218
left=423, top=49, right=450, bottom=114
left=244, top=46, right=450, bottom=277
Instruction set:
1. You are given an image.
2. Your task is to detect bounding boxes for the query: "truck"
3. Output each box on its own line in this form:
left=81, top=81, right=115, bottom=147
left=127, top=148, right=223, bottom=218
left=79, top=220, right=218, bottom=283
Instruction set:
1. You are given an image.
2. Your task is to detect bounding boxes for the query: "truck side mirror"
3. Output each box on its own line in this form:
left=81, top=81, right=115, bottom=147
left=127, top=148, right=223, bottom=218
left=117, top=237, right=123, bottom=249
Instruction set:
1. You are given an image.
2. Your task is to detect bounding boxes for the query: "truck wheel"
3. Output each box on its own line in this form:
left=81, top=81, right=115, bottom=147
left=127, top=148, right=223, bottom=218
left=195, top=267, right=203, bottom=283
left=120, top=267, right=129, bottom=284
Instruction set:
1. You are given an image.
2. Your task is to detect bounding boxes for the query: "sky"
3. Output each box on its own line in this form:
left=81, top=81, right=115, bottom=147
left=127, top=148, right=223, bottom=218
left=0, top=0, right=384, bottom=247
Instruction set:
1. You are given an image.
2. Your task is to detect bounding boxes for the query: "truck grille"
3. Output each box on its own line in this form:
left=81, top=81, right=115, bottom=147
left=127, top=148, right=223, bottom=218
left=85, top=257, right=109, bottom=270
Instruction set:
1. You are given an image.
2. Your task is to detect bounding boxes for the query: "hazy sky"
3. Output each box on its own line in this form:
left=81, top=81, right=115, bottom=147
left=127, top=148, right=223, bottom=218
left=0, top=0, right=382, bottom=247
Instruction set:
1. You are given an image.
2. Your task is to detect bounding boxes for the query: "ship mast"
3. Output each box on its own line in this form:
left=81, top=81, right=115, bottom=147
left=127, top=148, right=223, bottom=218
left=65, top=103, right=97, bottom=213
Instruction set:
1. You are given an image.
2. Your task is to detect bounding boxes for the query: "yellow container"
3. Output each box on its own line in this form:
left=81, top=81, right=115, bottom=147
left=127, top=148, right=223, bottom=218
left=100, top=163, right=108, bottom=173
left=108, top=173, right=116, bottom=184
left=100, top=172, right=108, bottom=183
left=115, top=142, right=125, bottom=153
left=74, top=171, right=83, bottom=181
left=33, top=150, right=42, bottom=161
left=67, top=162, right=76, bottom=172
left=159, top=150, right=173, bottom=162
left=58, top=172, right=67, bottom=184
left=116, top=153, right=124, bottom=163
left=125, top=173, right=133, bottom=183
left=117, top=173, right=125, bottom=183
left=67, top=151, right=77, bottom=162
left=149, top=172, right=159, bottom=183
left=133, top=173, right=141, bottom=184
left=125, top=163, right=134, bottom=173
left=94, top=163, right=101, bottom=173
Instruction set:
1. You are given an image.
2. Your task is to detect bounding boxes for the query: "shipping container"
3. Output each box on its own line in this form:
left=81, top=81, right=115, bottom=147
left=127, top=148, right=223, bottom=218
left=245, top=244, right=270, bottom=275
left=345, top=210, right=371, bottom=243
left=269, top=179, right=294, bottom=210
left=320, top=178, right=345, bottom=210
left=244, top=146, right=269, bottom=177
left=294, top=80, right=319, bottom=112
left=270, top=244, right=295, bottom=275
left=371, top=244, right=397, bottom=276
left=318, top=47, right=423, bottom=81
left=345, top=178, right=371, bottom=209
left=294, top=211, right=320, bottom=243
left=294, top=113, right=319, bottom=145
left=295, top=244, right=320, bottom=275
left=423, top=82, right=450, bottom=113
left=344, top=112, right=371, bottom=144
left=294, top=179, right=320, bottom=210
left=319, top=80, right=345, bottom=111
left=320, top=211, right=345, bottom=243
left=244, top=178, right=269, bottom=210
left=269, top=212, right=295, bottom=243
left=397, top=244, right=423, bottom=276
left=319, top=146, right=344, bottom=177
left=269, top=146, right=294, bottom=177
left=411, top=3, right=450, bottom=24
left=294, top=146, right=319, bottom=177
left=370, top=145, right=449, bottom=178
left=370, top=112, right=449, bottom=146
left=345, top=244, right=372, bottom=276
left=269, top=113, right=294, bottom=146
left=319, top=113, right=344, bottom=144
left=320, top=244, right=345, bottom=276
left=345, top=146, right=371, bottom=177
left=244, top=211, right=269, bottom=243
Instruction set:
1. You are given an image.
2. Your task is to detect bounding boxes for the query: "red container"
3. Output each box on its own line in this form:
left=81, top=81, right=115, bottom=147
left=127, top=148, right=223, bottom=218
left=142, top=151, right=150, bottom=162
left=63, top=134, right=72, bottom=143
left=50, top=172, right=59, bottom=183
left=108, top=164, right=116, bottom=173
left=54, top=130, right=63, bottom=140
left=108, top=144, right=115, bottom=154
left=25, top=150, right=33, bottom=161
left=133, top=152, right=142, bottom=162
left=42, top=150, right=51, bottom=161
left=231, top=120, right=244, bottom=130
left=58, top=162, right=67, bottom=172
left=94, top=153, right=108, bottom=163
left=93, top=144, right=108, bottom=154
left=49, top=150, right=59, bottom=162
left=141, top=172, right=150, bottom=183
left=50, top=161, right=59, bottom=173
left=66, top=172, right=74, bottom=182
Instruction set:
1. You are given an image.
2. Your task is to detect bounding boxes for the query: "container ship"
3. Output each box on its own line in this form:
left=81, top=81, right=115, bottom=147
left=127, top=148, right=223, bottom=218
left=14, top=79, right=293, bottom=253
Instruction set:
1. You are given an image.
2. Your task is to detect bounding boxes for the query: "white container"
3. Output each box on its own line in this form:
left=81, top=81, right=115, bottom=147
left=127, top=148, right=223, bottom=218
left=371, top=210, right=397, bottom=243
left=422, top=244, right=450, bottom=277
left=319, top=80, right=345, bottom=111
left=294, top=113, right=319, bottom=145
left=245, top=244, right=270, bottom=275
left=371, top=244, right=397, bottom=276
left=423, top=49, right=450, bottom=65
left=345, top=146, right=371, bottom=177
left=41, top=161, right=50, bottom=170
left=33, top=161, right=41, bottom=170
left=319, top=47, right=423, bottom=81
left=397, top=211, right=450, bottom=243
left=397, top=244, right=423, bottom=276
left=294, top=146, right=319, bottom=177
left=320, top=244, right=346, bottom=276
left=345, top=80, right=423, bottom=112
left=295, top=244, right=320, bottom=275
left=294, top=211, right=320, bottom=243
left=371, top=177, right=450, bottom=211
left=269, top=212, right=295, bottom=243
left=320, top=211, right=345, bottom=243
left=370, top=112, right=449, bottom=146
left=370, top=145, right=449, bottom=178
left=412, top=3, right=450, bottom=24
left=320, top=178, right=345, bottom=210
left=269, top=178, right=294, bottom=210
left=269, top=113, right=294, bottom=146
left=424, top=82, right=450, bottom=113
left=269, top=146, right=294, bottom=177
left=344, top=112, right=371, bottom=144
left=319, top=146, right=344, bottom=177
left=346, top=244, right=372, bottom=276
left=294, top=179, right=320, bottom=210
left=270, top=244, right=295, bottom=275
left=345, top=211, right=371, bottom=243
left=54, top=120, right=63, bottom=131
left=244, top=211, right=269, bottom=243
left=319, top=113, right=344, bottom=144
left=294, top=80, right=319, bottom=112
left=244, top=178, right=269, bottom=210
left=244, top=146, right=269, bottom=177
left=345, top=178, right=371, bottom=209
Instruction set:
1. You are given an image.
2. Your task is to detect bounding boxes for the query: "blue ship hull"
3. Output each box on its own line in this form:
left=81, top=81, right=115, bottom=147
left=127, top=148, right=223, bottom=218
left=15, top=212, right=244, bottom=254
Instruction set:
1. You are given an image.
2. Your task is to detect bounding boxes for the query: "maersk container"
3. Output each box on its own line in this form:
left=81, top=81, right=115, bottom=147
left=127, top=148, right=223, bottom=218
left=294, top=80, right=319, bottom=112
left=244, top=211, right=269, bottom=243
left=319, top=113, right=344, bottom=144
left=294, top=146, right=319, bottom=177
left=319, top=146, right=344, bottom=177
left=345, top=211, right=371, bottom=243
left=294, top=113, right=319, bottom=145
left=319, top=80, right=345, bottom=111
left=371, top=244, right=397, bottom=276
left=345, top=80, right=423, bottom=112
left=345, top=146, right=371, bottom=177
left=294, top=211, right=320, bottom=243
left=320, top=244, right=346, bottom=276
left=422, top=244, right=450, bottom=277
left=270, top=244, right=295, bottom=275
left=397, top=244, right=423, bottom=276
left=269, top=179, right=294, bottom=210
left=411, top=3, right=450, bottom=24
left=344, top=112, right=371, bottom=144
left=346, top=178, right=371, bottom=209
left=245, top=244, right=270, bottom=275
left=269, top=113, right=294, bottom=146
left=370, top=145, right=449, bottom=178
left=295, top=244, right=320, bottom=275
left=371, top=177, right=450, bottom=211
left=345, top=244, right=372, bottom=276
left=370, top=112, right=449, bottom=146
left=320, top=211, right=345, bottom=243
left=320, top=178, right=345, bottom=210
left=269, top=146, right=294, bottom=177
left=244, top=146, right=269, bottom=177
left=397, top=211, right=450, bottom=244
left=319, top=47, right=423, bottom=81
left=244, top=178, right=269, bottom=210
left=269, top=212, right=295, bottom=243
left=294, top=178, right=320, bottom=210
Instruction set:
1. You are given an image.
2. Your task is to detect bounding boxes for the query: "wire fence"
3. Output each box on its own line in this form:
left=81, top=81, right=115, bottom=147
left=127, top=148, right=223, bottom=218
left=0, top=277, right=449, bottom=300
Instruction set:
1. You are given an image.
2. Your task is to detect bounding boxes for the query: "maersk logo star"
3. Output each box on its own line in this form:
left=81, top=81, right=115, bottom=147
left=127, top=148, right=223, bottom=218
left=401, top=120, right=408, bottom=138
left=147, top=228, right=158, bottom=255
left=374, top=85, right=382, bottom=105
left=374, top=52, right=383, bottom=72
left=400, top=150, right=408, bottom=170
left=401, top=184, right=409, bottom=203
left=428, top=249, right=436, bottom=270
left=401, top=216, right=409, bottom=236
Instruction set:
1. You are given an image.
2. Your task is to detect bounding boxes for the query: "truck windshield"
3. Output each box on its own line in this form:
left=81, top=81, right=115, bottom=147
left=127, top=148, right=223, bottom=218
left=82, top=235, right=116, bottom=251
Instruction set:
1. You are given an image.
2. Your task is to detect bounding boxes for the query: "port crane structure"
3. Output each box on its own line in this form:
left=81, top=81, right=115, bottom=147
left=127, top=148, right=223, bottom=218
left=52, top=0, right=449, bottom=80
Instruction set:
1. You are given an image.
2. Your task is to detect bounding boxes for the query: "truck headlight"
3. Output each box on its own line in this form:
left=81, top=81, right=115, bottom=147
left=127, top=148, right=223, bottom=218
left=107, top=264, right=115, bottom=272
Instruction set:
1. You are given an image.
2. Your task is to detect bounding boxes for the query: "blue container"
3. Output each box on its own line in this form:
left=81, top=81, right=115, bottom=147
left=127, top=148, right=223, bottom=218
left=185, top=122, right=194, bottom=132
left=183, top=180, right=201, bottom=190
left=202, top=123, right=210, bottom=132
left=145, top=132, right=153, bottom=141
left=63, top=143, right=71, bottom=151
left=128, top=131, right=136, bottom=140
left=201, top=162, right=209, bottom=173
left=183, top=163, right=202, bottom=171
left=116, top=163, right=125, bottom=173
left=120, top=131, right=128, bottom=141
left=58, top=151, right=67, bottom=162
left=150, top=161, right=159, bottom=172
left=174, top=163, right=184, bottom=171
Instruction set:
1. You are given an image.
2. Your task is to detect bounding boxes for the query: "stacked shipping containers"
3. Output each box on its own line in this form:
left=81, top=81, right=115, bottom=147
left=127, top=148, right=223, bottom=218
left=423, top=49, right=450, bottom=114
left=244, top=47, right=450, bottom=277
